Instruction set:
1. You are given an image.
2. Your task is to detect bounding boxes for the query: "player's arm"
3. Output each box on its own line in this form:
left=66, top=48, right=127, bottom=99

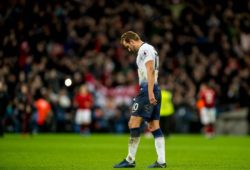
left=145, top=60, right=157, bottom=105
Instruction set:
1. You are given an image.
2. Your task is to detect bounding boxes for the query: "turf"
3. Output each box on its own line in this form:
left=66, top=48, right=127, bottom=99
left=0, top=134, right=250, bottom=170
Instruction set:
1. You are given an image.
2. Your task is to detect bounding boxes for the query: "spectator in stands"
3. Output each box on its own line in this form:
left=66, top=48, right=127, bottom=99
left=0, top=80, right=8, bottom=136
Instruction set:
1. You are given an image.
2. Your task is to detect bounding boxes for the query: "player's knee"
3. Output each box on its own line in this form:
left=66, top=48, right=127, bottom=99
left=128, top=120, right=136, bottom=129
left=128, top=121, right=132, bottom=129
left=148, top=124, right=154, bottom=132
left=148, top=126, right=158, bottom=132
left=128, top=121, right=139, bottom=129
left=128, top=117, right=142, bottom=128
left=148, top=122, right=160, bottom=132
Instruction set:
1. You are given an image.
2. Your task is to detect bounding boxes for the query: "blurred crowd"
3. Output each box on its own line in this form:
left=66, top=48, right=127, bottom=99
left=0, top=0, right=249, bottom=134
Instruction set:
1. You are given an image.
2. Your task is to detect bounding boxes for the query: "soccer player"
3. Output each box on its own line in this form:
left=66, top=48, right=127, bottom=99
left=74, top=84, right=93, bottom=134
left=114, top=31, right=166, bottom=168
left=198, top=83, right=216, bottom=138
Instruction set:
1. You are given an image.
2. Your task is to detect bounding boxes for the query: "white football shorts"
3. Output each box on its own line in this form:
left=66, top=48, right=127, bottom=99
left=200, top=107, right=216, bottom=125
left=75, top=109, right=92, bottom=125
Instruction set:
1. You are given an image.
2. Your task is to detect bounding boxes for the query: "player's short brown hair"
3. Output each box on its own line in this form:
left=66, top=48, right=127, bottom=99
left=120, top=31, right=141, bottom=43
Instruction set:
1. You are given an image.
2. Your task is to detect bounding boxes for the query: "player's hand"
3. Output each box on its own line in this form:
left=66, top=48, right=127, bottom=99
left=149, top=92, right=157, bottom=105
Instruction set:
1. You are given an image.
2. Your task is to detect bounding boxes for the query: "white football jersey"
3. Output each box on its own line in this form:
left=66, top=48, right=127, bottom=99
left=136, top=43, right=159, bottom=85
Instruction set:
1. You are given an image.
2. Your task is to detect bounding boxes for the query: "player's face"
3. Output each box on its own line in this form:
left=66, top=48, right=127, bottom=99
left=122, top=40, right=136, bottom=52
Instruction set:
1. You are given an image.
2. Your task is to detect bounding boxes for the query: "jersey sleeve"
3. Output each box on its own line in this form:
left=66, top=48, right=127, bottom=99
left=141, top=49, right=154, bottom=64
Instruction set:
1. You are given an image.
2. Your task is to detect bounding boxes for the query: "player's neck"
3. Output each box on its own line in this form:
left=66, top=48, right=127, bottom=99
left=136, top=40, right=144, bottom=51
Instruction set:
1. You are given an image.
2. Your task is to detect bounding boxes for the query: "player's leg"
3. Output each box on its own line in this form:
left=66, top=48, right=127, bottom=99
left=114, top=115, right=142, bottom=168
left=81, top=109, right=92, bottom=134
left=126, top=116, right=142, bottom=162
left=147, top=85, right=166, bottom=168
left=114, top=91, right=146, bottom=168
left=148, top=120, right=166, bottom=168
left=200, top=107, right=210, bottom=137
left=208, top=108, right=216, bottom=137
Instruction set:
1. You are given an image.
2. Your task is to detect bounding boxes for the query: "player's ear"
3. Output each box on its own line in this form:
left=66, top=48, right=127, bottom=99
left=129, top=40, right=135, bottom=45
left=120, top=39, right=125, bottom=46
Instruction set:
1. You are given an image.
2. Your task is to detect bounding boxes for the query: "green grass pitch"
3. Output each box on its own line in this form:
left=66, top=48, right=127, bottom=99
left=0, top=134, right=250, bottom=170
